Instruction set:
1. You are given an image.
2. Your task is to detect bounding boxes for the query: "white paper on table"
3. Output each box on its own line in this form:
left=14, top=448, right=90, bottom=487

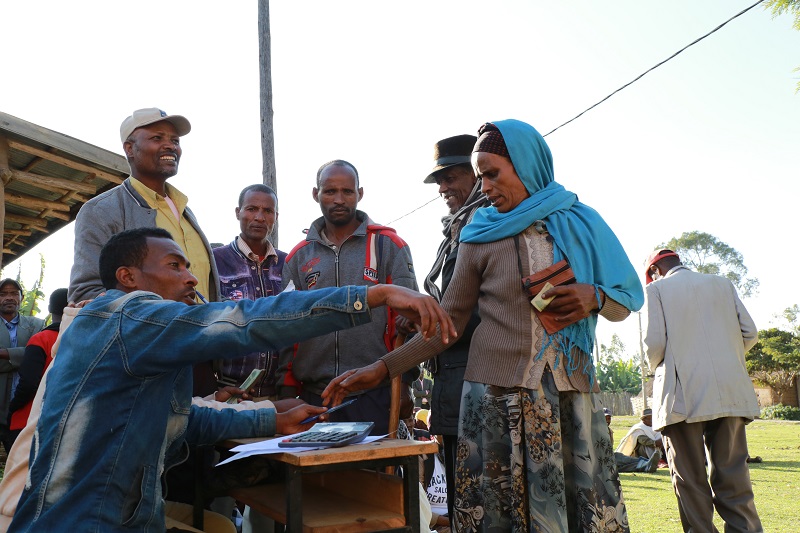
left=216, top=434, right=387, bottom=466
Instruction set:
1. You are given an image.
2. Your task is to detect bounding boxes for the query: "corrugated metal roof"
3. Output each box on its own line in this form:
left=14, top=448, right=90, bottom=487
left=0, top=111, right=129, bottom=267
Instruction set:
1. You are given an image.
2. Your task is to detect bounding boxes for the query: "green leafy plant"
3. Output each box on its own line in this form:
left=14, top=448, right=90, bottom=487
left=760, top=403, right=800, bottom=421
left=747, top=327, right=800, bottom=404
left=764, top=0, right=800, bottom=92
left=598, top=334, right=642, bottom=394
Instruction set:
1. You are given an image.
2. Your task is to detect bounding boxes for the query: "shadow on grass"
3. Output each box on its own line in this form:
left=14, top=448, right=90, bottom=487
left=745, top=459, right=800, bottom=471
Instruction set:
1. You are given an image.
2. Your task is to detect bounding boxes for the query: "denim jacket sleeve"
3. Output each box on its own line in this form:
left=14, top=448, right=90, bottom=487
left=183, top=405, right=276, bottom=445
left=115, top=285, right=371, bottom=376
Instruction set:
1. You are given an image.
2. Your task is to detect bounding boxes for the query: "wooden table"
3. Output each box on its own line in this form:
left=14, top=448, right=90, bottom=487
left=221, top=437, right=438, bottom=533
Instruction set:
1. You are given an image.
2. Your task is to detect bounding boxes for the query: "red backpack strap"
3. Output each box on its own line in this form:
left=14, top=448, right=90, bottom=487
left=285, top=239, right=312, bottom=263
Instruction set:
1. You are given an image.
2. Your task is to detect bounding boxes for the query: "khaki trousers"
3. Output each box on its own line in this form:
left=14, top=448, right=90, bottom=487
left=661, top=417, right=762, bottom=533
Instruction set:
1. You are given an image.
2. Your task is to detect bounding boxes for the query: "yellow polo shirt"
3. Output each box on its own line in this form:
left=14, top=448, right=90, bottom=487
left=129, top=178, right=211, bottom=302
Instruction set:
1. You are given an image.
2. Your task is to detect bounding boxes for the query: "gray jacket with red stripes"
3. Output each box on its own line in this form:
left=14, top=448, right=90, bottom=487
left=276, top=211, right=417, bottom=397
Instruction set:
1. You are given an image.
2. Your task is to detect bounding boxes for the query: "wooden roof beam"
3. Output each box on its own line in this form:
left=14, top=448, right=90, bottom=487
left=4, top=212, right=50, bottom=228
left=8, top=168, right=98, bottom=196
left=7, top=140, right=126, bottom=185
left=3, top=228, right=32, bottom=237
left=34, top=208, right=70, bottom=222
left=4, top=191, right=70, bottom=213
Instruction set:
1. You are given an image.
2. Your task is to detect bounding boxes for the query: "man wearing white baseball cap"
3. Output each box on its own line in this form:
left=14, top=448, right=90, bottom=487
left=69, top=108, right=220, bottom=308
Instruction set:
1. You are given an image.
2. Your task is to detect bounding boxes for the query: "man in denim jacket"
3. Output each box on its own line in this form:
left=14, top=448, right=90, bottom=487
left=9, top=228, right=454, bottom=532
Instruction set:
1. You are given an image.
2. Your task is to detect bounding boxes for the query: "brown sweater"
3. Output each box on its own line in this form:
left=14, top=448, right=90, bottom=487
left=382, top=229, right=629, bottom=391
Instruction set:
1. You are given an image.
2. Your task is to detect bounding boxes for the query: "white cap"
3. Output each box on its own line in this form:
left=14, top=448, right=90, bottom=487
left=120, top=108, right=191, bottom=142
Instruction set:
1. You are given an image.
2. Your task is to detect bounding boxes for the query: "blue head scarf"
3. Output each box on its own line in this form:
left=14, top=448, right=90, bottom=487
left=461, top=119, right=644, bottom=376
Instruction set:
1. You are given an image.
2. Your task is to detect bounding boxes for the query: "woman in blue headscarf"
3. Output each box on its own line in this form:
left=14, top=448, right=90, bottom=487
left=324, top=119, right=643, bottom=532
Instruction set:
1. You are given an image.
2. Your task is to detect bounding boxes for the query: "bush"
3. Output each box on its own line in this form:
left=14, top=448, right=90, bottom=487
left=760, top=403, right=800, bottom=421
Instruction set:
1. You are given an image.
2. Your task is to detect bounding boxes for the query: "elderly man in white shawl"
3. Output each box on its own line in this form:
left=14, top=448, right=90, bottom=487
left=617, top=408, right=665, bottom=461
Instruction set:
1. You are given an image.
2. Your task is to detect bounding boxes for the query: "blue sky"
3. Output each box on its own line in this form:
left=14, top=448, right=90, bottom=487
left=1, top=0, right=798, bottom=358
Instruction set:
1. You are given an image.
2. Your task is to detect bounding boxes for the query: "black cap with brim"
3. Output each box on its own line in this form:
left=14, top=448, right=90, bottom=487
left=423, top=134, right=478, bottom=184
left=423, top=155, right=473, bottom=184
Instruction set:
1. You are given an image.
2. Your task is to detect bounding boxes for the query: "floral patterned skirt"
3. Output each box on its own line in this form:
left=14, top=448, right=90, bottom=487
left=453, top=369, right=629, bottom=533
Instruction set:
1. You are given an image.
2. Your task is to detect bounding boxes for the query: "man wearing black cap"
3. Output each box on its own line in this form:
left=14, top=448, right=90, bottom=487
left=68, top=108, right=219, bottom=307
left=0, top=279, right=44, bottom=454
left=415, top=135, right=489, bottom=519
left=644, top=249, right=762, bottom=532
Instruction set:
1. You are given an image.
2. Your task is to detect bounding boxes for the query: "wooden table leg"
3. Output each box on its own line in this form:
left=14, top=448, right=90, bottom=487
left=403, top=456, right=421, bottom=533
left=285, top=464, right=303, bottom=532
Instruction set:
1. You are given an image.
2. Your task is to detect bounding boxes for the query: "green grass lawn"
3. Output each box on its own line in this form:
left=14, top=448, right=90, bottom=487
left=612, top=416, right=800, bottom=533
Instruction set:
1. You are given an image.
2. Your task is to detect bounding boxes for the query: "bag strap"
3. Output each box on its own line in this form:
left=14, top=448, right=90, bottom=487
left=514, top=233, right=526, bottom=279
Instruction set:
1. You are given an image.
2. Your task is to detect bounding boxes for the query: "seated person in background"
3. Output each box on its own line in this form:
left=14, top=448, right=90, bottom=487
left=7, top=289, right=68, bottom=441
left=604, top=408, right=660, bottom=474
left=8, top=228, right=454, bottom=532
left=413, top=408, right=433, bottom=441
left=616, top=407, right=666, bottom=460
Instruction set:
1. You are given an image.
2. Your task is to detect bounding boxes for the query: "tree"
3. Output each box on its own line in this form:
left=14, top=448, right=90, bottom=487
left=764, top=0, right=800, bottom=92
left=597, top=334, right=642, bottom=394
left=772, top=304, right=800, bottom=335
left=660, top=231, right=759, bottom=298
left=747, top=327, right=800, bottom=404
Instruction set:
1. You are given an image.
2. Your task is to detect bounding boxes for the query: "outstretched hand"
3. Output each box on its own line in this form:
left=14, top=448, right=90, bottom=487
left=367, top=285, right=456, bottom=343
left=321, top=361, right=389, bottom=407
left=276, top=404, right=328, bottom=435
left=543, top=283, right=602, bottom=324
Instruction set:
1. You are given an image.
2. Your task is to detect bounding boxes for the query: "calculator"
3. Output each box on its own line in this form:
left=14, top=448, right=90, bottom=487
left=278, top=422, right=375, bottom=448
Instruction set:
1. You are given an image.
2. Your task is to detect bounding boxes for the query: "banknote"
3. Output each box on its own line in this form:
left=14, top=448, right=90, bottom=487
left=531, top=281, right=555, bottom=312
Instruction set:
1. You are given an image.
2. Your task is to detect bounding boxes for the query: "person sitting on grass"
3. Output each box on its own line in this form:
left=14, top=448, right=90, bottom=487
left=604, top=407, right=660, bottom=473
left=616, top=407, right=666, bottom=461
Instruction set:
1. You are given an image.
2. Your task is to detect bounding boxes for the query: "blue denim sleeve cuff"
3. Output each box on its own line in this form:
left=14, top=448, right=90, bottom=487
left=257, top=406, right=277, bottom=436
left=349, top=286, right=372, bottom=327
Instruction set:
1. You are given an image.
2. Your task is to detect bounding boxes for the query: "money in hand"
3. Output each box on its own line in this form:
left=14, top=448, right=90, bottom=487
left=531, top=281, right=555, bottom=312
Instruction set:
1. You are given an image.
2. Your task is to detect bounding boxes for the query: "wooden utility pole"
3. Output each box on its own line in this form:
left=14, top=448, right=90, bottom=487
left=258, top=0, right=278, bottom=247
left=638, top=311, right=647, bottom=410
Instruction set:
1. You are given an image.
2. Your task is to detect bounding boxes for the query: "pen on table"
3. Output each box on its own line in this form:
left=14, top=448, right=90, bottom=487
left=300, top=397, right=359, bottom=424
left=195, top=290, right=209, bottom=304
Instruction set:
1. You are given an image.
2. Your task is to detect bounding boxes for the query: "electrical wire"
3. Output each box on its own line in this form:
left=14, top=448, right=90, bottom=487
left=386, top=197, right=441, bottom=225
left=543, top=0, right=765, bottom=137
left=387, top=0, right=765, bottom=226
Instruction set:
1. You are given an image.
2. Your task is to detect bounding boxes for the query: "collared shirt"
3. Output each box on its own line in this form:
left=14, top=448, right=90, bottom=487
left=3, top=314, right=20, bottom=395
left=236, top=236, right=276, bottom=265
left=128, top=177, right=211, bottom=302
left=1, top=315, right=20, bottom=349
